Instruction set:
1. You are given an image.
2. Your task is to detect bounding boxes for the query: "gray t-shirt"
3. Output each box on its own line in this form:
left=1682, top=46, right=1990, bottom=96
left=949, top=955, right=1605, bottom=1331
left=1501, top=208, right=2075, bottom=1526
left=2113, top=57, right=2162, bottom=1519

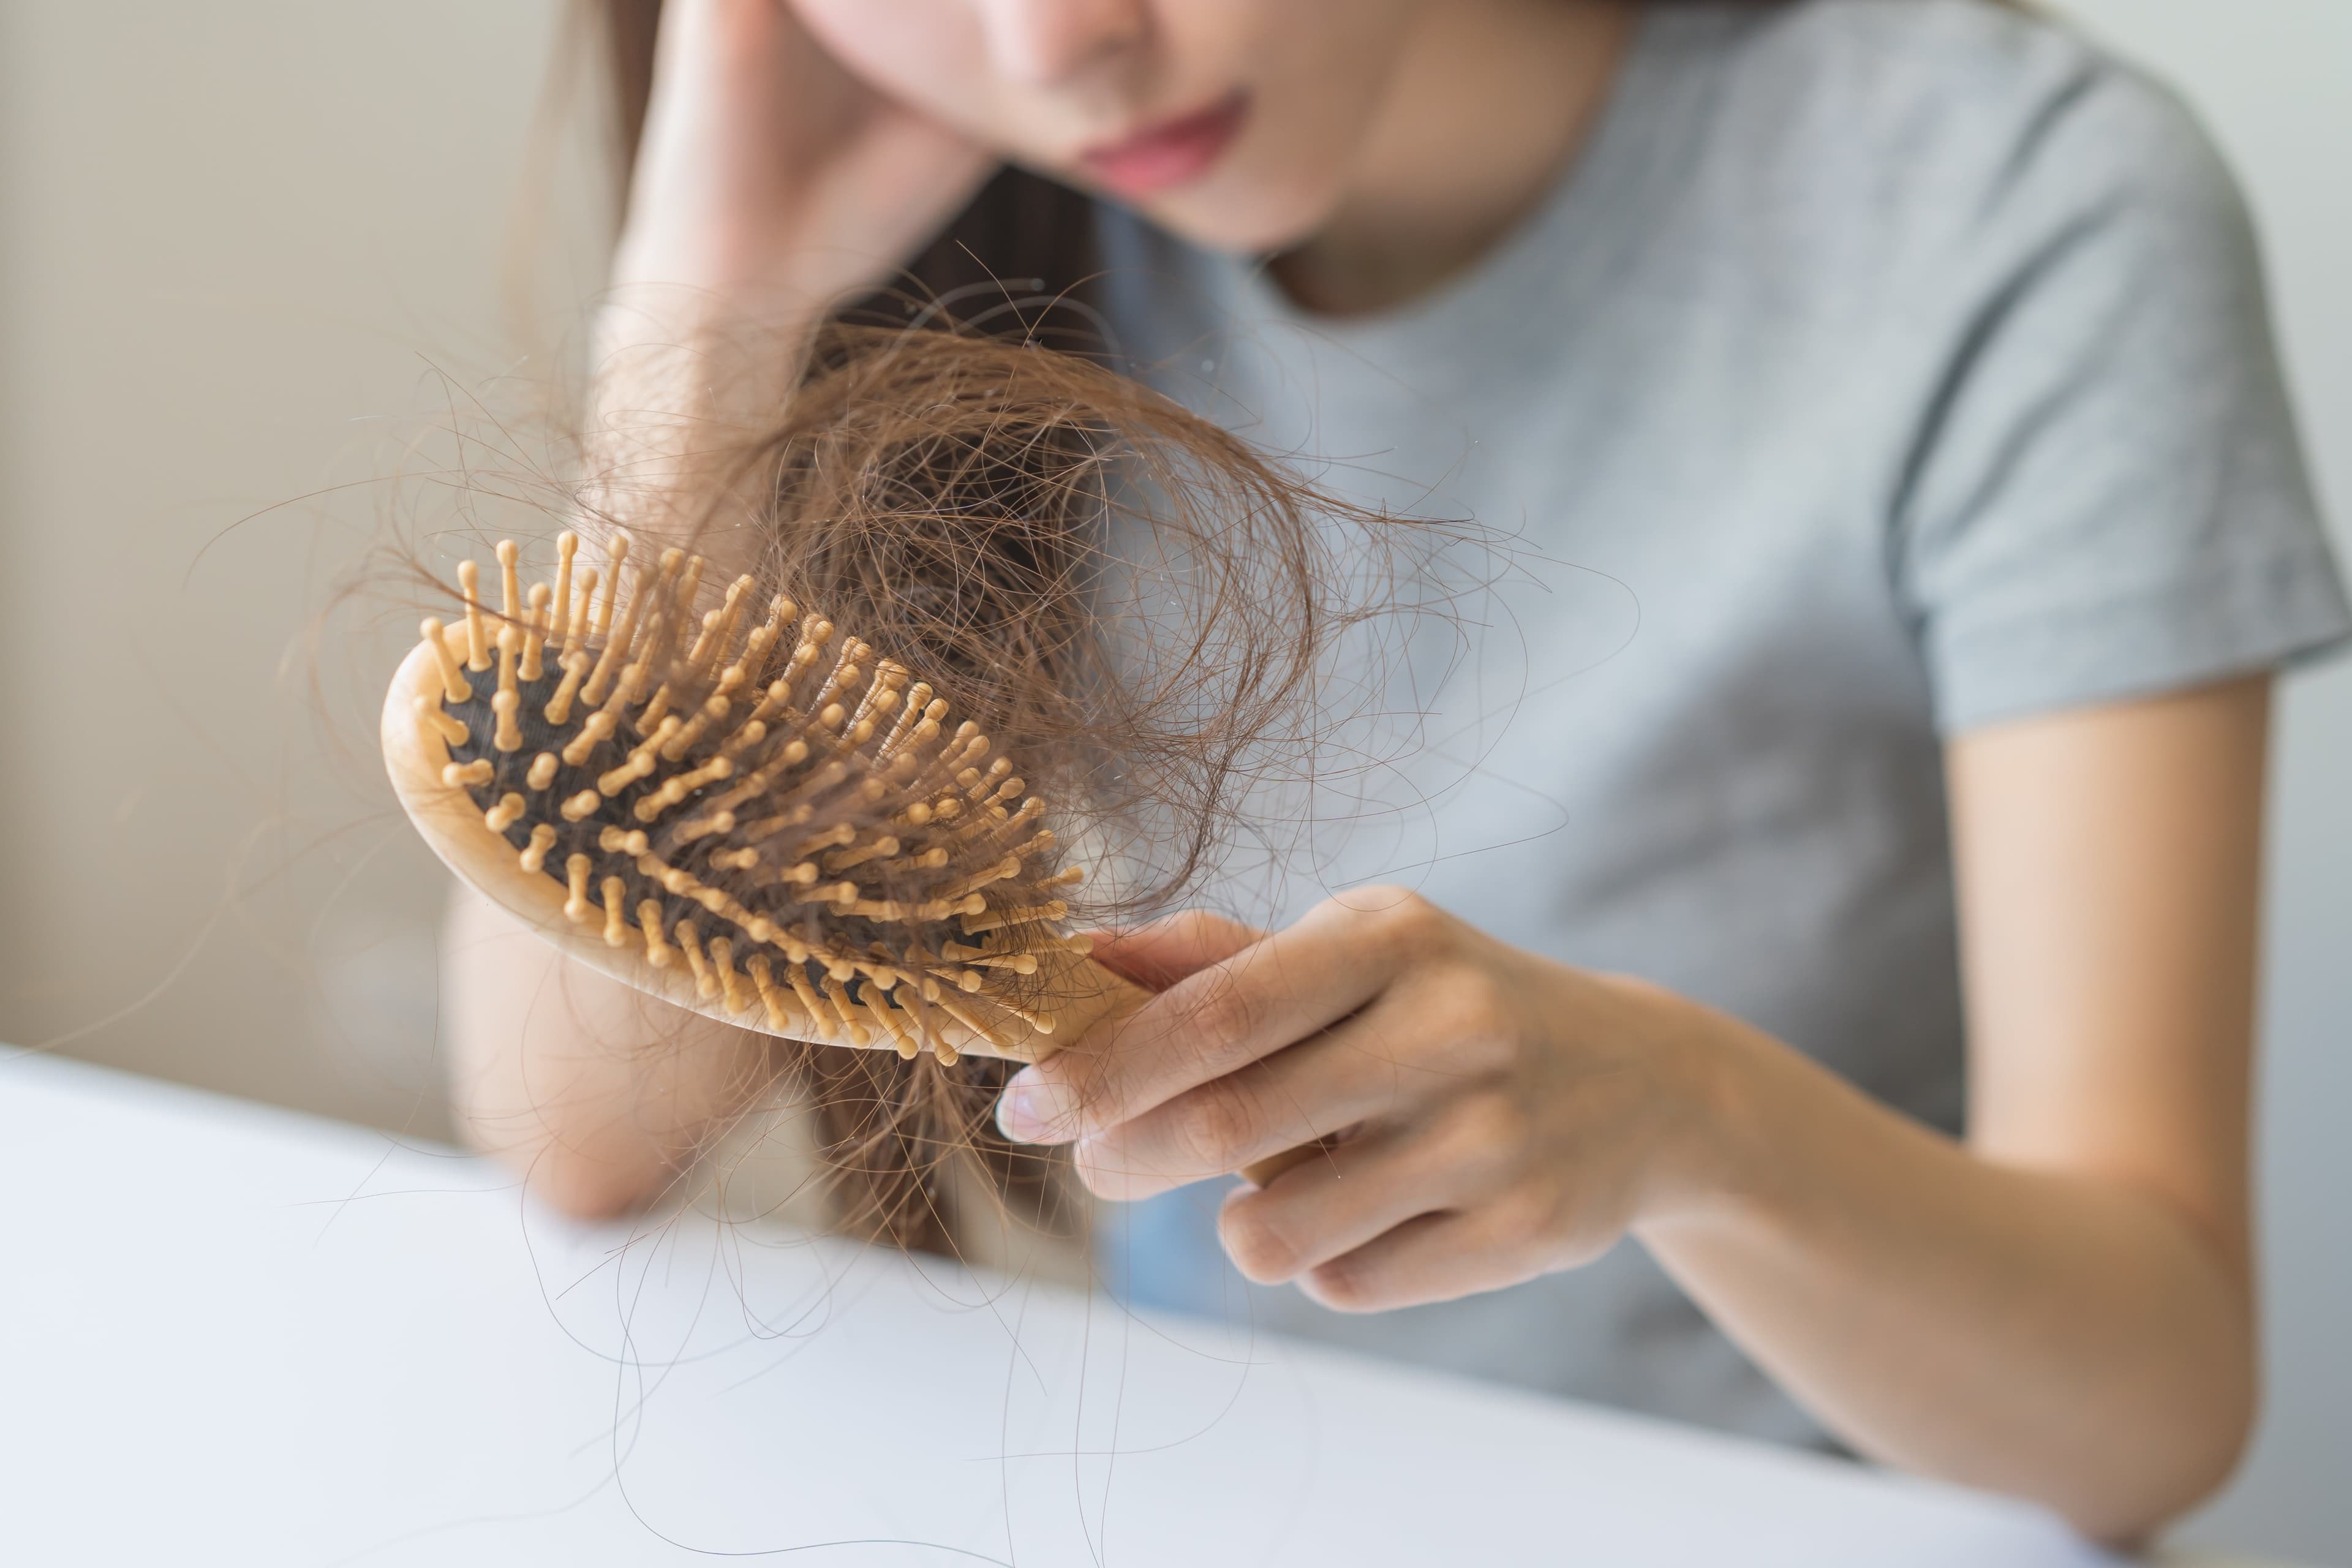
left=1089, top=0, right=2350, bottom=1446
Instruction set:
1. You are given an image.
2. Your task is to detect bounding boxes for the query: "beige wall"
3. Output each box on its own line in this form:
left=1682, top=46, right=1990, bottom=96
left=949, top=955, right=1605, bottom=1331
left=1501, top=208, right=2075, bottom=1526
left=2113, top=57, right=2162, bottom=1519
left=0, top=0, right=600, bottom=1138
left=1, top=1, right=2345, bottom=1559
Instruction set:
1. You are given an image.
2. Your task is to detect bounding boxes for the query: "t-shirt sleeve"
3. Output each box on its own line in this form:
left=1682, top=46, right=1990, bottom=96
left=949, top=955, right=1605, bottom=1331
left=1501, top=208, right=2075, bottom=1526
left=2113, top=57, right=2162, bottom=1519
left=1893, top=60, right=2349, bottom=735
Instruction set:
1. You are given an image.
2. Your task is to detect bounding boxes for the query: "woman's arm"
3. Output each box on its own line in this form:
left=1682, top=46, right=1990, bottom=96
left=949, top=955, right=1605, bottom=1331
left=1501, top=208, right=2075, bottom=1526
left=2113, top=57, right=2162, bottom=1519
left=442, top=888, right=777, bottom=1218
left=1000, top=675, right=2268, bottom=1540
left=1635, top=676, right=2263, bottom=1539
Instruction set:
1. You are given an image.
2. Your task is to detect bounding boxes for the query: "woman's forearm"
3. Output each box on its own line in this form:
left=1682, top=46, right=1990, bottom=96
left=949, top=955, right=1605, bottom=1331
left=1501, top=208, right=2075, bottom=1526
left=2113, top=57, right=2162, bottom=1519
left=441, top=886, right=777, bottom=1217
left=1638, top=1004, right=2255, bottom=1542
left=453, top=1, right=979, bottom=1216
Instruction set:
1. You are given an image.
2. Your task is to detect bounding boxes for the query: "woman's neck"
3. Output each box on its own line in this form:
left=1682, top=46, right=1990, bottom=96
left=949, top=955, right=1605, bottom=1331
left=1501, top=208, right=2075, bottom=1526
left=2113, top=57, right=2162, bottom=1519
left=1270, top=0, right=1634, bottom=317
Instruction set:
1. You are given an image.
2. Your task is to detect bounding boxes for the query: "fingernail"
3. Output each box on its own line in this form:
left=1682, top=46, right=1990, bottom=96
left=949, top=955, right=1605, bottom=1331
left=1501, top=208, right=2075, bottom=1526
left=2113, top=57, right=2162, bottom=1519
left=996, top=1071, right=1080, bottom=1144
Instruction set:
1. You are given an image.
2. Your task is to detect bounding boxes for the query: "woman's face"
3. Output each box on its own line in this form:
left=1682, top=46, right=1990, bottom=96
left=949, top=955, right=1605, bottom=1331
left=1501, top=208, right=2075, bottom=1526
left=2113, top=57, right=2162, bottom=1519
left=788, top=0, right=1428, bottom=254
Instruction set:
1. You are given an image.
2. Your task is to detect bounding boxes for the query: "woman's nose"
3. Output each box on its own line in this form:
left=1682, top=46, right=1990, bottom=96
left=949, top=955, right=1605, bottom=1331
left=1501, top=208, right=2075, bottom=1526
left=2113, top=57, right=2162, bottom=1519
left=969, top=0, right=1150, bottom=86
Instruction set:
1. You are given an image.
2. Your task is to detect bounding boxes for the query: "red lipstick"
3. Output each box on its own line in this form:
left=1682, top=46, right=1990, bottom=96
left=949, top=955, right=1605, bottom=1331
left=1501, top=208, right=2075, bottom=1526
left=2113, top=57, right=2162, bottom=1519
left=1079, top=92, right=1250, bottom=199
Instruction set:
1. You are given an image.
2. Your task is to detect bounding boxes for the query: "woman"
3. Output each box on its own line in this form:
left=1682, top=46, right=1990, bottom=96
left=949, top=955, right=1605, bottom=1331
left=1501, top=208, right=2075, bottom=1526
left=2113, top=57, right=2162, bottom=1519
left=445, top=0, right=2348, bottom=1538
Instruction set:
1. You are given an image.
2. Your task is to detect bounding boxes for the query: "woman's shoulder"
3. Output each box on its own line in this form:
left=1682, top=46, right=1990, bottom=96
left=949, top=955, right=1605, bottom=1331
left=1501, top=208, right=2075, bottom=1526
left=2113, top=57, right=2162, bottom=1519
left=1662, top=0, right=2247, bottom=255
left=1688, top=9, right=2344, bottom=738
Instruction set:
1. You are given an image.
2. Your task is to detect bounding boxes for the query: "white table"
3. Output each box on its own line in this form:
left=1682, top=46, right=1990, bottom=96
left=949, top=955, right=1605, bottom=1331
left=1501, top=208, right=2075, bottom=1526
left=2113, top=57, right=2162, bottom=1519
left=0, top=1050, right=2129, bottom=1566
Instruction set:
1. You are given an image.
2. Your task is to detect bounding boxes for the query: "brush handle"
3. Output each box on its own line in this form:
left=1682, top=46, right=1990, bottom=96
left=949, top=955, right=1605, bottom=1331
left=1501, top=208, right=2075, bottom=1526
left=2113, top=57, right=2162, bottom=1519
left=1052, top=955, right=1326, bottom=1189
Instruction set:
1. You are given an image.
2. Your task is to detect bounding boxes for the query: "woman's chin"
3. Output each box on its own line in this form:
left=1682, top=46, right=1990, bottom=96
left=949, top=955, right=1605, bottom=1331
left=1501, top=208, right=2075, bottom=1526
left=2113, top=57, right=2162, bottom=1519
left=1121, top=176, right=1343, bottom=259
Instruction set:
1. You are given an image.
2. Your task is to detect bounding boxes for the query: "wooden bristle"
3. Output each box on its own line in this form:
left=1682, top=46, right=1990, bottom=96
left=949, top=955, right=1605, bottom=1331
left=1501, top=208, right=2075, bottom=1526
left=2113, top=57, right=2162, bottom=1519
left=564, top=567, right=597, bottom=665
left=601, top=876, right=627, bottom=946
left=421, top=619, right=470, bottom=704
left=821, top=979, right=870, bottom=1046
left=544, top=652, right=587, bottom=728
left=415, top=696, right=468, bottom=748
left=747, top=954, right=791, bottom=1031
left=579, top=558, right=641, bottom=709
left=492, top=626, right=522, bottom=752
left=521, top=582, right=552, bottom=682
left=551, top=531, right=577, bottom=647
left=638, top=900, right=673, bottom=968
left=865, top=990, right=919, bottom=1059
left=710, top=937, right=750, bottom=1012
left=458, top=560, right=489, bottom=673
left=496, top=538, right=520, bottom=620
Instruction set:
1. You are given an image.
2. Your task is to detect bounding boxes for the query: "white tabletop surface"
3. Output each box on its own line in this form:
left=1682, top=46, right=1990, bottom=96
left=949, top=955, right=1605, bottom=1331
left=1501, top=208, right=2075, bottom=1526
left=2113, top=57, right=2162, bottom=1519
left=0, top=1049, right=2129, bottom=1566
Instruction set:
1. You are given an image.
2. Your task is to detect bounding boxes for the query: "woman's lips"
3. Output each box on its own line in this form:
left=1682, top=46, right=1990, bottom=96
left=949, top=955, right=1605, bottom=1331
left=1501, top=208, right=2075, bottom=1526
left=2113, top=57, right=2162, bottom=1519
left=1079, top=93, right=1250, bottom=198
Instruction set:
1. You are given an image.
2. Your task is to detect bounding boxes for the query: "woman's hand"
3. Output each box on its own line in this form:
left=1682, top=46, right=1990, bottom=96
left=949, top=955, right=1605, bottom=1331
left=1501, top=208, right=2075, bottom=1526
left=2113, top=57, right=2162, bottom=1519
left=996, top=888, right=1747, bottom=1313
left=589, top=1, right=997, bottom=564
left=610, top=0, right=995, bottom=319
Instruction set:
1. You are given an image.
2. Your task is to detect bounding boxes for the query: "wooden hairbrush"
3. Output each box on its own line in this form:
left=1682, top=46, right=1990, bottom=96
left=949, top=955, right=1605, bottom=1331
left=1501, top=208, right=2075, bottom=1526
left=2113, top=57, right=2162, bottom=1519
left=383, top=529, right=1155, bottom=1068
left=386, top=532, right=1323, bottom=1186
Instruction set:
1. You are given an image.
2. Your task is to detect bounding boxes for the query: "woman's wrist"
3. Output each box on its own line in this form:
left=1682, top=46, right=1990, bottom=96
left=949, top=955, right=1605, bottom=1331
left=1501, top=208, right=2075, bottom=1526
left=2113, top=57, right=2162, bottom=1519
left=1608, top=973, right=1792, bottom=1237
left=579, top=269, right=816, bottom=565
left=605, top=225, right=843, bottom=333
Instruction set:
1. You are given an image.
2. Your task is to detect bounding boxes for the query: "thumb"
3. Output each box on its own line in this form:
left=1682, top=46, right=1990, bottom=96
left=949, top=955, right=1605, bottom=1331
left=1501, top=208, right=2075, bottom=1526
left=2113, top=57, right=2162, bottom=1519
left=1085, top=909, right=1265, bottom=993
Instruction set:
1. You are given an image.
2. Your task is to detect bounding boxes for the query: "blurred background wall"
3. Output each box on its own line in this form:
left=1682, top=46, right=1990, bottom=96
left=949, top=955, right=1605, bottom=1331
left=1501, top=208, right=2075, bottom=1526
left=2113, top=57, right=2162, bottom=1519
left=0, top=1, right=2342, bottom=1559
left=0, top=0, right=595, bottom=1140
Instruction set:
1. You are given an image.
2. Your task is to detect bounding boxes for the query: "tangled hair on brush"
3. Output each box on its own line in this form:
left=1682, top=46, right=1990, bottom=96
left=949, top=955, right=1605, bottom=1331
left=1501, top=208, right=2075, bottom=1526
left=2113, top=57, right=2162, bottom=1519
left=660, top=317, right=1351, bottom=922
left=412, top=312, right=1455, bottom=1254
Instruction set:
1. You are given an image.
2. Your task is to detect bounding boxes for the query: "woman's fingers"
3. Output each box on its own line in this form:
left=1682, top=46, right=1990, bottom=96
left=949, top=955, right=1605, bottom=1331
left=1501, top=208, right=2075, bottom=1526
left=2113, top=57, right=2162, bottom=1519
left=1295, top=1204, right=1549, bottom=1315
left=1077, top=982, right=1496, bottom=1204
left=1208, top=1121, right=1474, bottom=1285
left=1087, top=909, right=1264, bottom=993
left=998, top=892, right=1425, bottom=1145
left=1069, top=990, right=1446, bottom=1199
left=992, top=910, right=1261, bottom=1150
